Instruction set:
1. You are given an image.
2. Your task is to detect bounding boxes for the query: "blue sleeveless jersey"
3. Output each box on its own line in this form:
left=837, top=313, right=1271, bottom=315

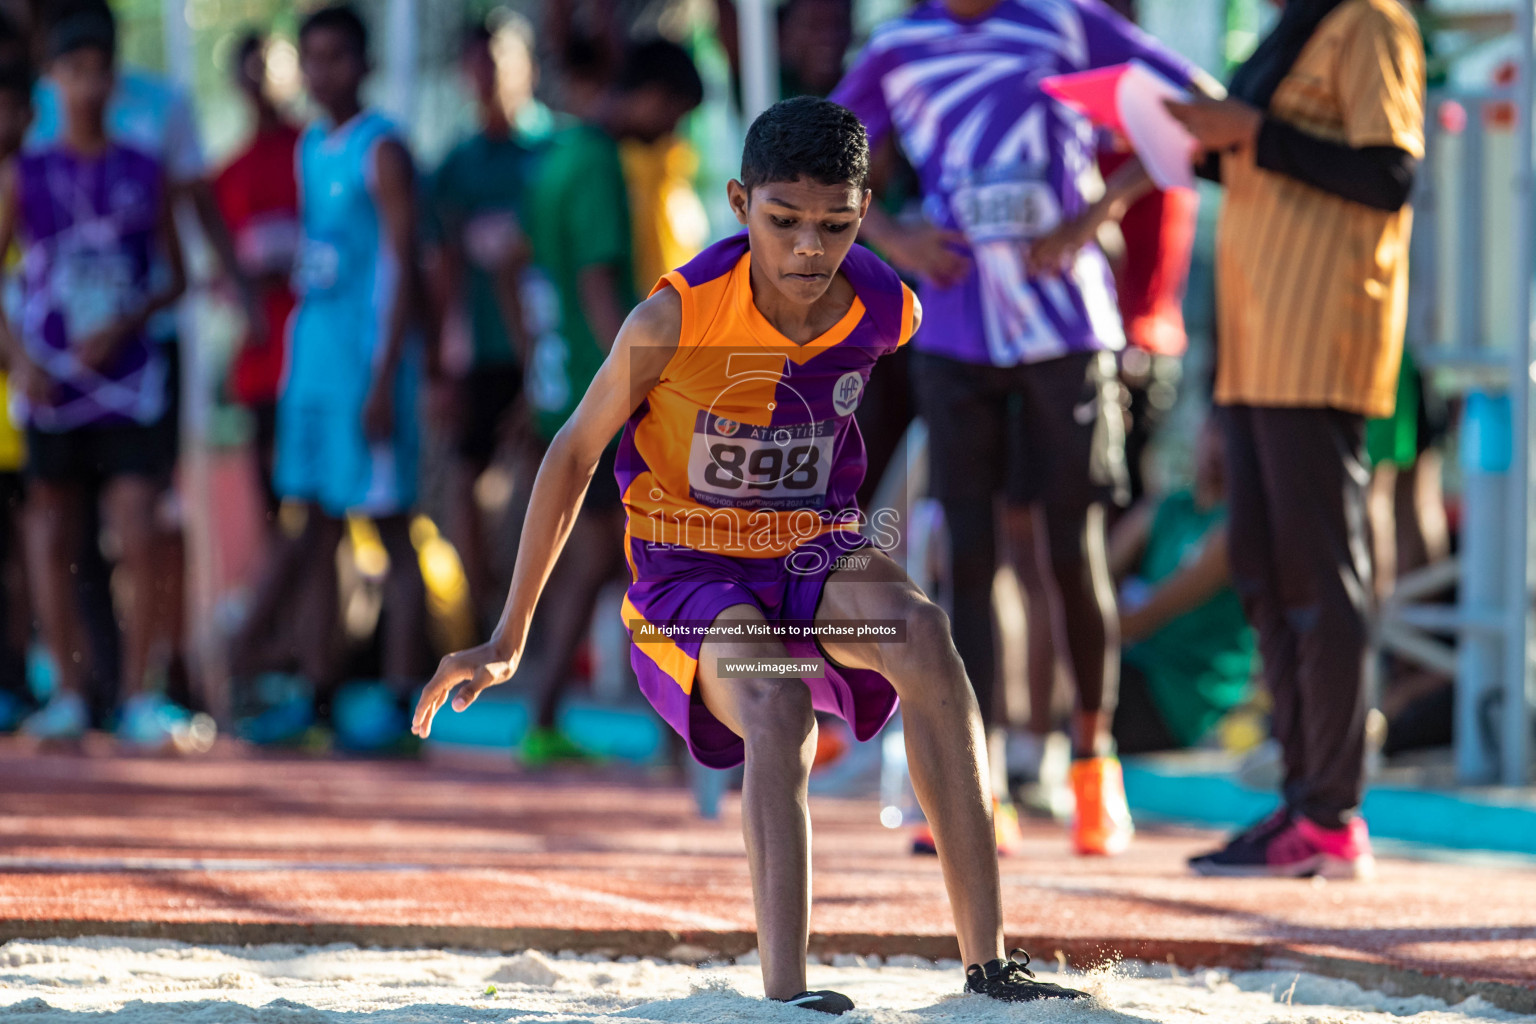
left=288, top=110, right=404, bottom=399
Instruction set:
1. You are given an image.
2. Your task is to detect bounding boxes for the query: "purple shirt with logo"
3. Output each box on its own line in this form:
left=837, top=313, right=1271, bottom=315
left=16, top=143, right=166, bottom=430
left=832, top=0, right=1195, bottom=366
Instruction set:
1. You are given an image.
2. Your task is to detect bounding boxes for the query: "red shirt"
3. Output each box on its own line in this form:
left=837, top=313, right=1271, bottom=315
left=213, top=122, right=301, bottom=406
left=1099, top=150, right=1198, bottom=358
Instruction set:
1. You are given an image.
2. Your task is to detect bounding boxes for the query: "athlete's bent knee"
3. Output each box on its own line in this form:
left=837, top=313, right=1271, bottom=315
left=737, top=678, right=816, bottom=750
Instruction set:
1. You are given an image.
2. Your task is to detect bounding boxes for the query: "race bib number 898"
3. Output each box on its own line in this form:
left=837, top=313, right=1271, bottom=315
left=687, top=412, right=836, bottom=510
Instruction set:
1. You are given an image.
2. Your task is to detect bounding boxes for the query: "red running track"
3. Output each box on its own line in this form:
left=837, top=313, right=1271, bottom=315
left=0, top=741, right=1531, bottom=1008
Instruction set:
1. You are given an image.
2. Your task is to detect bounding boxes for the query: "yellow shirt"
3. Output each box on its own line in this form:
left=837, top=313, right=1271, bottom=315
left=1214, top=0, right=1425, bottom=419
left=619, top=137, right=709, bottom=298
left=0, top=372, right=23, bottom=473
left=0, top=239, right=24, bottom=472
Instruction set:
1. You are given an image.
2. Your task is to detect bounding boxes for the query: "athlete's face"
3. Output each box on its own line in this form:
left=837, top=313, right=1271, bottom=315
left=730, top=177, right=870, bottom=305
left=300, top=27, right=366, bottom=118
left=52, top=46, right=113, bottom=130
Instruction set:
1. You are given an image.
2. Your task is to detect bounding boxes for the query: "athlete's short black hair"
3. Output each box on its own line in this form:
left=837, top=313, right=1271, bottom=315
left=44, top=0, right=115, bottom=62
left=618, top=39, right=703, bottom=109
left=740, top=95, right=868, bottom=193
left=299, top=4, right=368, bottom=59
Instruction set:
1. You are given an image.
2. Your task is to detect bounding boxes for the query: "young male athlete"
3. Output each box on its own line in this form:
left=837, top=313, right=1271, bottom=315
left=412, top=96, right=1086, bottom=1014
left=277, top=4, right=429, bottom=716
left=0, top=7, right=185, bottom=744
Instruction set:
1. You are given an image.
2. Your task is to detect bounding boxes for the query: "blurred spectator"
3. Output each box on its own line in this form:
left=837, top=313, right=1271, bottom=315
left=213, top=31, right=299, bottom=524
left=543, top=0, right=626, bottom=119
left=1168, top=0, right=1425, bottom=877
left=0, top=43, right=30, bottom=730
left=1107, top=419, right=1254, bottom=754
left=835, top=0, right=1207, bottom=857
left=617, top=38, right=710, bottom=299
left=275, top=4, right=431, bottom=724
left=30, top=0, right=261, bottom=721
left=714, top=0, right=854, bottom=102
left=514, top=38, right=701, bottom=765
left=3, top=7, right=187, bottom=746
left=214, top=30, right=305, bottom=683
left=426, top=17, right=544, bottom=627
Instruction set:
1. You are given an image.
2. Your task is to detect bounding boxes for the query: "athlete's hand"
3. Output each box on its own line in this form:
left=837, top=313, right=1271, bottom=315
left=363, top=380, right=394, bottom=442
left=76, top=320, right=130, bottom=372
left=11, top=354, right=51, bottom=404
left=411, top=641, right=520, bottom=738
left=1164, top=97, right=1262, bottom=152
left=881, top=220, right=971, bottom=288
left=1027, top=205, right=1108, bottom=277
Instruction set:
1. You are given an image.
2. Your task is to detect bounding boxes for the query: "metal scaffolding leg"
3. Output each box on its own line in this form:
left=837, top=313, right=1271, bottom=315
left=738, top=0, right=780, bottom=123
left=1503, top=0, right=1535, bottom=786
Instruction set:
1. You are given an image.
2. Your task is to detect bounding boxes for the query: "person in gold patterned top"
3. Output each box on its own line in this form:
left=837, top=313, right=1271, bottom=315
left=1166, top=0, right=1425, bottom=879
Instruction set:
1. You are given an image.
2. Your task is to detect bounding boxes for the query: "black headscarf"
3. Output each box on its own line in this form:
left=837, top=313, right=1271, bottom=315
left=1227, top=0, right=1350, bottom=109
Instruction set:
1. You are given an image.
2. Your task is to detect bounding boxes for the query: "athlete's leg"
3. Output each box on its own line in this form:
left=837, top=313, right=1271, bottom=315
left=294, top=508, right=346, bottom=699
left=101, top=473, right=160, bottom=700
left=228, top=504, right=310, bottom=676
left=1039, top=499, right=1118, bottom=756
left=1012, top=352, right=1124, bottom=758
left=692, top=605, right=816, bottom=1001
left=1001, top=503, right=1062, bottom=738
left=375, top=513, right=428, bottom=685
left=815, top=551, right=1003, bottom=969
left=913, top=352, right=1008, bottom=730
left=24, top=478, right=89, bottom=697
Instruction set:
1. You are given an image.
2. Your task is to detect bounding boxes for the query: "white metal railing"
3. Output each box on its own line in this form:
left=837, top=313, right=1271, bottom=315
left=1380, top=9, right=1535, bottom=786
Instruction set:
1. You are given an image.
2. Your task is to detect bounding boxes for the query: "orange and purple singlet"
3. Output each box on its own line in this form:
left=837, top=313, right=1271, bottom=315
left=615, top=233, right=915, bottom=767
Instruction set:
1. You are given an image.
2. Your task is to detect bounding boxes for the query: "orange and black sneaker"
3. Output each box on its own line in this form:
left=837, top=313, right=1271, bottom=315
left=1069, top=756, right=1134, bottom=856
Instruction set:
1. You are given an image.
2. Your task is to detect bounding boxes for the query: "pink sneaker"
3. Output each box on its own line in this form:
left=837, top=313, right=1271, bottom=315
left=1190, top=811, right=1376, bottom=879
left=1291, top=816, right=1376, bottom=880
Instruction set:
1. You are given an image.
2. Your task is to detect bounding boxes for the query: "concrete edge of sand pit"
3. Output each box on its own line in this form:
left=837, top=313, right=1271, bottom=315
left=2, top=920, right=1531, bottom=1016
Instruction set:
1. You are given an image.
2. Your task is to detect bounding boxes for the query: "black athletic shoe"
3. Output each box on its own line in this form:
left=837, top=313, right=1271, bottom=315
left=965, top=949, right=1088, bottom=1002
left=1188, top=807, right=1292, bottom=876
left=775, top=990, right=855, bottom=1014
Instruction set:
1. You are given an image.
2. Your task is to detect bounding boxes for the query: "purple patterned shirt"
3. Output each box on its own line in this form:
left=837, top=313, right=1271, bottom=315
left=16, top=143, right=166, bottom=430
left=832, top=0, right=1196, bottom=366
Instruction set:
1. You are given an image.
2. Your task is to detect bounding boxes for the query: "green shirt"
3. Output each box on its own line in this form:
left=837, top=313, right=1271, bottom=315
left=428, top=130, right=543, bottom=369
left=525, top=122, right=637, bottom=441
left=1123, top=490, right=1256, bottom=746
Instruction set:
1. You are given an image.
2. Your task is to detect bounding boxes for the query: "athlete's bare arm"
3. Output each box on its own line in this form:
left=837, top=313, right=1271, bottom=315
left=411, top=286, right=682, bottom=737
left=364, top=138, right=426, bottom=442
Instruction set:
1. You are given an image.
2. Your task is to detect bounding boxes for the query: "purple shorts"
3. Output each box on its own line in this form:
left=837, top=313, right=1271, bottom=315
left=622, top=531, right=899, bottom=769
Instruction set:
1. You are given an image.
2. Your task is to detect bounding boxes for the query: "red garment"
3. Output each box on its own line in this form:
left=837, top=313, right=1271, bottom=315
left=213, top=122, right=301, bottom=406
left=1100, top=150, right=1198, bottom=358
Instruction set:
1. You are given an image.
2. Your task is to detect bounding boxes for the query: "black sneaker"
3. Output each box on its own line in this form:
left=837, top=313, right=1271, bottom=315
left=1188, top=807, right=1292, bottom=876
left=775, top=990, right=855, bottom=1014
left=965, top=949, right=1087, bottom=1002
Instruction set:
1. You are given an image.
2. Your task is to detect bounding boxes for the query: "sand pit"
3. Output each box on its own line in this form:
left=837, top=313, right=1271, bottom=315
left=0, top=938, right=1529, bottom=1022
